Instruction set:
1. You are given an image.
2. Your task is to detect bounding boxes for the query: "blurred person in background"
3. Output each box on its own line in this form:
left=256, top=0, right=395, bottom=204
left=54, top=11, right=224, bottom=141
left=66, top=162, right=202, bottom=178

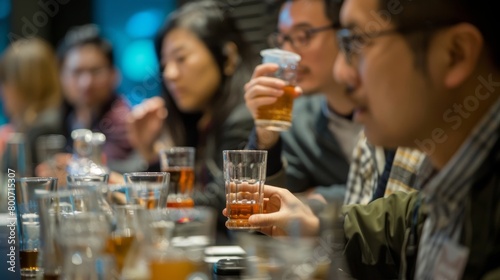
left=57, top=24, right=137, bottom=173
left=0, top=37, right=62, bottom=173
left=245, top=0, right=362, bottom=202
left=127, top=0, right=258, bottom=243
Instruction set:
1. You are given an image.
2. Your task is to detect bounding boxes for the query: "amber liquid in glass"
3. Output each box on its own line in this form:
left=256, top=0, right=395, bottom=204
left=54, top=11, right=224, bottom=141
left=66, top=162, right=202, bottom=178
left=105, top=235, right=135, bottom=272
left=20, top=250, right=39, bottom=272
left=43, top=274, right=59, bottom=280
left=150, top=259, right=199, bottom=280
left=227, top=203, right=261, bottom=229
left=257, top=85, right=295, bottom=123
left=163, top=167, right=195, bottom=208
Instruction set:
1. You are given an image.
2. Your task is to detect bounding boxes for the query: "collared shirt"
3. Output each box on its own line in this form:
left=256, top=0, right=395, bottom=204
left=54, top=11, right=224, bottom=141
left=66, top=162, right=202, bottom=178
left=322, top=100, right=363, bottom=163
left=344, top=131, right=425, bottom=205
left=415, top=98, right=500, bottom=279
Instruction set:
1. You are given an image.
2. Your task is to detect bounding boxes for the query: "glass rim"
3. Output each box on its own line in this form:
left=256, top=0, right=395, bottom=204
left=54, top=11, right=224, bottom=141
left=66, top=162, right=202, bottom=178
left=123, top=171, right=169, bottom=177
left=35, top=188, right=96, bottom=199
left=159, top=146, right=195, bottom=153
left=260, top=48, right=301, bottom=62
left=19, top=177, right=58, bottom=183
left=223, top=150, right=268, bottom=154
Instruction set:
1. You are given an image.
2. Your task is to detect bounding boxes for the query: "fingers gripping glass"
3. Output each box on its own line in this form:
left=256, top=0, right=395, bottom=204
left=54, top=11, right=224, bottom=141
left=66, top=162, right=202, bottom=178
left=269, top=24, right=335, bottom=49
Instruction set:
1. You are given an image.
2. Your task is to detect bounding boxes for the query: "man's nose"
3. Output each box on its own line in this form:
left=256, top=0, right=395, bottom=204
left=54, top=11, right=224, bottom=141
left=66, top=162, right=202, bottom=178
left=333, top=52, right=357, bottom=87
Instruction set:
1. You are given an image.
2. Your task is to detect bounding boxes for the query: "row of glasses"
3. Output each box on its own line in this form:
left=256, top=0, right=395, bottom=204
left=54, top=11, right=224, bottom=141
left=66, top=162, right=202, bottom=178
left=16, top=148, right=299, bottom=279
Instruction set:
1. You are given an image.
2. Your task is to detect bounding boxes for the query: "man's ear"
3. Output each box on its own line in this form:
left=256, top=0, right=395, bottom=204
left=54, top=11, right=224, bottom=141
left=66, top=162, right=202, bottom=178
left=223, top=42, right=240, bottom=76
left=442, top=23, right=483, bottom=89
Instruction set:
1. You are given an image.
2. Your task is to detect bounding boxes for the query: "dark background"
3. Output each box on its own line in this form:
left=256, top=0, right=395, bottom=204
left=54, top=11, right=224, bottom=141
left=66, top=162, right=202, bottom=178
left=0, top=0, right=280, bottom=125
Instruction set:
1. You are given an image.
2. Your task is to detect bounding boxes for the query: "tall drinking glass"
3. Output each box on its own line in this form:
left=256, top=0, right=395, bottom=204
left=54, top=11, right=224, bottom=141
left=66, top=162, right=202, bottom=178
left=37, top=189, right=101, bottom=279
left=15, top=177, right=57, bottom=278
left=256, top=49, right=301, bottom=131
left=223, top=150, right=267, bottom=230
left=159, top=147, right=195, bottom=207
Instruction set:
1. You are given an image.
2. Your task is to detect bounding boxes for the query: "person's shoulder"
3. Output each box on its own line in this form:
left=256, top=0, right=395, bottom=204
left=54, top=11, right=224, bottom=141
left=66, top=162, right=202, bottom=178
left=292, top=94, right=325, bottom=113
left=225, top=103, right=253, bottom=124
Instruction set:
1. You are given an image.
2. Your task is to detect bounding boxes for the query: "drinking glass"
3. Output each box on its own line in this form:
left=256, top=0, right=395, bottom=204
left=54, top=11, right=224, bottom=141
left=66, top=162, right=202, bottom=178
left=238, top=233, right=317, bottom=279
left=256, top=49, right=301, bottom=131
left=37, top=189, right=101, bottom=279
left=15, top=177, right=57, bottom=278
left=223, top=150, right=267, bottom=230
left=123, top=172, right=169, bottom=209
left=121, top=207, right=215, bottom=280
left=159, top=147, right=195, bottom=207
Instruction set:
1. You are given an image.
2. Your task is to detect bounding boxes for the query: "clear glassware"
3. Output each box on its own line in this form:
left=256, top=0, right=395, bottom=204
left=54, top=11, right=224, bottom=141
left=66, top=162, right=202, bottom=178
left=67, top=129, right=109, bottom=177
left=122, top=172, right=170, bottom=209
left=105, top=205, right=143, bottom=273
left=58, top=212, right=117, bottom=280
left=121, top=207, right=215, bottom=280
left=237, top=233, right=318, bottom=279
left=37, top=189, right=101, bottom=279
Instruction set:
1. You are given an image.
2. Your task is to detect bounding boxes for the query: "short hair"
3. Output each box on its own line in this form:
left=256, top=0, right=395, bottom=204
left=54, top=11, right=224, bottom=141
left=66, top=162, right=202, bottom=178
left=0, top=38, right=61, bottom=125
left=57, top=24, right=114, bottom=67
left=278, top=0, right=343, bottom=28
left=378, top=0, right=500, bottom=70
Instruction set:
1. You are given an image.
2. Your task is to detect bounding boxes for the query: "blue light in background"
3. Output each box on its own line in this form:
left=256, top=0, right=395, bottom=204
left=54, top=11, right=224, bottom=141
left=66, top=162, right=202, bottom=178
left=121, top=40, right=159, bottom=82
left=125, top=9, right=164, bottom=38
left=0, top=0, right=10, bottom=19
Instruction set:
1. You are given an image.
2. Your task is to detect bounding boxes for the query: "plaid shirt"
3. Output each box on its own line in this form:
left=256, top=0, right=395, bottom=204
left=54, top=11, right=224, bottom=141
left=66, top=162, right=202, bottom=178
left=415, top=98, right=500, bottom=279
left=344, top=131, right=425, bottom=205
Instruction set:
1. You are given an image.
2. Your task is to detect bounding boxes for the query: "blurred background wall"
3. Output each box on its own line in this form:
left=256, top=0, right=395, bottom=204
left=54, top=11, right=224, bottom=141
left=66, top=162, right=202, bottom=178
left=0, top=0, right=280, bottom=126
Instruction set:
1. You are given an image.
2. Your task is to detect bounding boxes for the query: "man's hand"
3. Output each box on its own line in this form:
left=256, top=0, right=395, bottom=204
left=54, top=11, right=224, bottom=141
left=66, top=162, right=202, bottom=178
left=244, top=64, right=302, bottom=149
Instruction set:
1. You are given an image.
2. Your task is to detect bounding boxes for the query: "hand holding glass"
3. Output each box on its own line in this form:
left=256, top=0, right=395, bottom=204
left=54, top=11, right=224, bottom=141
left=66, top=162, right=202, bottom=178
left=224, top=150, right=267, bottom=230
left=256, top=49, right=301, bottom=131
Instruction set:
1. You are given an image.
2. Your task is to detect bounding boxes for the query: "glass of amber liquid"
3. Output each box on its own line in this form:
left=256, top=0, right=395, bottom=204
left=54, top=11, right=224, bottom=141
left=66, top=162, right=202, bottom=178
left=159, top=147, right=195, bottom=208
left=256, top=49, right=301, bottom=131
left=223, top=150, right=267, bottom=230
left=15, top=177, right=58, bottom=278
left=123, top=172, right=170, bottom=209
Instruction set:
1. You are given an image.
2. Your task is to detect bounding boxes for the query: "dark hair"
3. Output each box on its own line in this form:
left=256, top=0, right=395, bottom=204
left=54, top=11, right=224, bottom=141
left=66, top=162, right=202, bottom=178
left=155, top=0, right=258, bottom=146
left=378, top=0, right=500, bottom=70
left=277, top=0, right=343, bottom=27
left=57, top=24, right=114, bottom=67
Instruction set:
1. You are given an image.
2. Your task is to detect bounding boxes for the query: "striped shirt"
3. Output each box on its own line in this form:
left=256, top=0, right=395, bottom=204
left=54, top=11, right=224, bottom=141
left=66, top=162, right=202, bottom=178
left=415, top=98, right=500, bottom=279
left=345, top=131, right=425, bottom=205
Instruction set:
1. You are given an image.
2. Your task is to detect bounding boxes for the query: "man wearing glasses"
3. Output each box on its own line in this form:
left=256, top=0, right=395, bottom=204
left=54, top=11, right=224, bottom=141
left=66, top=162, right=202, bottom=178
left=239, top=0, right=500, bottom=278
left=245, top=0, right=362, bottom=202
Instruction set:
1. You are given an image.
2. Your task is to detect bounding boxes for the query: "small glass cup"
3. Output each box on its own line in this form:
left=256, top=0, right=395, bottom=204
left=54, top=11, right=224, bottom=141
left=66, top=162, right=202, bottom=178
left=15, top=177, right=58, bottom=278
left=123, top=172, right=170, bottom=209
left=223, top=150, right=267, bottom=230
left=159, top=147, right=195, bottom=208
left=256, top=48, right=301, bottom=131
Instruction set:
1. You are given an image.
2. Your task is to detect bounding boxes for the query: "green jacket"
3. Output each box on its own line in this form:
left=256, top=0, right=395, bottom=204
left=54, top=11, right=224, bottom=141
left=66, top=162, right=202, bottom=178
left=341, top=137, right=500, bottom=279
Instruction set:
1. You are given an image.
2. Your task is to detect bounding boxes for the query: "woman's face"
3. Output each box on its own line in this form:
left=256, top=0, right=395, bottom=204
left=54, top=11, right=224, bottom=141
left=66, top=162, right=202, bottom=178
left=161, top=28, right=222, bottom=112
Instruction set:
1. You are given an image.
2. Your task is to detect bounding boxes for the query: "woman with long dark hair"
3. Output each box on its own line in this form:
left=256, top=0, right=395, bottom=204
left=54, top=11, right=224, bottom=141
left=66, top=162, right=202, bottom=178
left=127, top=0, right=258, bottom=242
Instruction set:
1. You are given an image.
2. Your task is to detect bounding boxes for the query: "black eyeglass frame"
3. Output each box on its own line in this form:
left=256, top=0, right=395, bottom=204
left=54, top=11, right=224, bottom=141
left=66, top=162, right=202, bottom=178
left=337, top=21, right=461, bottom=65
left=269, top=24, right=338, bottom=50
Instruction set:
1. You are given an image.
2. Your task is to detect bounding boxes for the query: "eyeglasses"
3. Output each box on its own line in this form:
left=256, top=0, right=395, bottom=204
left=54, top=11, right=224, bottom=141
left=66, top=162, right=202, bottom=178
left=268, top=24, right=335, bottom=50
left=337, top=21, right=459, bottom=65
left=65, top=66, right=111, bottom=79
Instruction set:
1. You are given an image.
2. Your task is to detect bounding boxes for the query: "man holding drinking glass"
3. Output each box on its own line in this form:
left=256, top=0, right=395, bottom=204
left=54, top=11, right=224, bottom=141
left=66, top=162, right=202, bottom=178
left=245, top=0, right=362, bottom=202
